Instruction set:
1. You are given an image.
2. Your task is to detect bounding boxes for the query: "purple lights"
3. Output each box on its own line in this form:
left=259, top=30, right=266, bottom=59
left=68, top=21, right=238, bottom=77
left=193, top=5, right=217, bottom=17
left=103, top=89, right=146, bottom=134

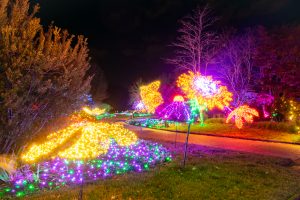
left=0, top=140, right=171, bottom=198
left=157, top=101, right=191, bottom=122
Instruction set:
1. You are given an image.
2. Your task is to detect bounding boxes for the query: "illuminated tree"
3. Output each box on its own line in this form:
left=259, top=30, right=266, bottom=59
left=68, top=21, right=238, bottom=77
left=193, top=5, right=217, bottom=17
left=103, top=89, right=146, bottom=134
left=226, top=105, right=259, bottom=129
left=129, top=78, right=143, bottom=108
left=140, top=81, right=163, bottom=113
left=0, top=0, right=92, bottom=152
left=167, top=5, right=219, bottom=73
left=216, top=30, right=258, bottom=106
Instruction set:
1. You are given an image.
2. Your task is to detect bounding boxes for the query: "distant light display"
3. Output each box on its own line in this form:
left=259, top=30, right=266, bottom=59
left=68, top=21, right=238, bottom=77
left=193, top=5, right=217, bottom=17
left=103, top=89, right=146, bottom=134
left=82, top=107, right=106, bottom=116
left=177, top=71, right=232, bottom=110
left=140, top=81, right=164, bottom=113
left=288, top=100, right=300, bottom=133
left=134, top=101, right=146, bottom=112
left=3, top=140, right=171, bottom=198
left=21, top=122, right=138, bottom=162
left=226, top=105, right=259, bottom=129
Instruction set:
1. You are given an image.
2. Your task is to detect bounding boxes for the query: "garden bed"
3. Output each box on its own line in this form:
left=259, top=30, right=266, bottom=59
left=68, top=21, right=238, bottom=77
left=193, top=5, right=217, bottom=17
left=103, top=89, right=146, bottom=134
left=20, top=141, right=300, bottom=200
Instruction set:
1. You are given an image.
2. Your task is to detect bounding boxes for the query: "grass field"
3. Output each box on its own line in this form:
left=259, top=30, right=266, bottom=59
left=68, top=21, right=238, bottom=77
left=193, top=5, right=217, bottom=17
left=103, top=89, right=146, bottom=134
left=22, top=142, right=300, bottom=200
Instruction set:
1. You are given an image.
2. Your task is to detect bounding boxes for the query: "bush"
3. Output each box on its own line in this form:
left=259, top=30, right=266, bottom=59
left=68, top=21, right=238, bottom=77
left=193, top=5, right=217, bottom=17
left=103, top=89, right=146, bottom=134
left=250, top=121, right=297, bottom=133
left=205, top=118, right=226, bottom=124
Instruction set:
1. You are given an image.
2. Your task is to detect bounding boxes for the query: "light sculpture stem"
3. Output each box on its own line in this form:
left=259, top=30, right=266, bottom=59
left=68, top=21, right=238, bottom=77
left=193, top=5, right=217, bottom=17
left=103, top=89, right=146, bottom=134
left=183, top=122, right=191, bottom=167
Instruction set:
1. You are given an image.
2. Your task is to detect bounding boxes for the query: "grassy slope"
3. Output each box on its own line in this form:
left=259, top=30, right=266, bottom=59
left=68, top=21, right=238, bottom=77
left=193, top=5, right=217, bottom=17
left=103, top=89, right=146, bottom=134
left=161, top=123, right=300, bottom=144
left=23, top=142, right=300, bottom=200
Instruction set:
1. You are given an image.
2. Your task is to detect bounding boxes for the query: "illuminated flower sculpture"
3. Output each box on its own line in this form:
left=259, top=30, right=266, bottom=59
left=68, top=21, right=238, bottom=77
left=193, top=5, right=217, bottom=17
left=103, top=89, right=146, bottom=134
left=226, top=105, right=259, bottom=129
left=21, top=122, right=138, bottom=163
left=3, top=122, right=171, bottom=198
left=177, top=71, right=232, bottom=110
left=157, top=95, right=191, bottom=122
left=140, top=81, right=164, bottom=113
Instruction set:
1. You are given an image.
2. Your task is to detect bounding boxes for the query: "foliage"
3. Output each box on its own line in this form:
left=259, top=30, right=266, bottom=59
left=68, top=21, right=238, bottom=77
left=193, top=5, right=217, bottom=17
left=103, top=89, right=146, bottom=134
left=255, top=26, right=300, bottom=99
left=250, top=121, right=297, bottom=133
left=204, top=118, right=225, bottom=124
left=0, top=0, right=92, bottom=152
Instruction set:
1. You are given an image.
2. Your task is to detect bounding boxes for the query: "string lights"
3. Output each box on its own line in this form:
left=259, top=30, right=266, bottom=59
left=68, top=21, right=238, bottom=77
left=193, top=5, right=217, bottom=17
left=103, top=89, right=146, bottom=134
left=226, top=105, right=259, bottom=129
left=157, top=95, right=191, bottom=122
left=288, top=100, right=300, bottom=133
left=140, top=81, right=164, bottom=113
left=21, top=122, right=138, bottom=162
left=177, top=71, right=232, bottom=110
left=2, top=141, right=171, bottom=198
left=82, top=107, right=106, bottom=116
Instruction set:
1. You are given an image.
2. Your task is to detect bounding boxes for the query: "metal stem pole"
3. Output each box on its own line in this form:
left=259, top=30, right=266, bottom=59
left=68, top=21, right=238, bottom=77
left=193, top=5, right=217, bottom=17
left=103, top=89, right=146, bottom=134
left=183, top=122, right=191, bottom=167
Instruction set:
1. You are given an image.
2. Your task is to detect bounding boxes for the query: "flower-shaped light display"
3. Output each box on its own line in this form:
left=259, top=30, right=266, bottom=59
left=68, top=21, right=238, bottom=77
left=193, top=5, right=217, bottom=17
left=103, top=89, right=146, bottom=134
left=21, top=122, right=138, bottom=163
left=140, top=81, right=164, bottom=113
left=157, top=95, right=191, bottom=122
left=177, top=71, right=232, bottom=110
left=226, top=105, right=259, bottom=129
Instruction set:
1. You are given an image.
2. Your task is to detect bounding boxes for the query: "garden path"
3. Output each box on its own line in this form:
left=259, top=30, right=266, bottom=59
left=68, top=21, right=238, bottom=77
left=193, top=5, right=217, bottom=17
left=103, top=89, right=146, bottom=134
left=125, top=124, right=300, bottom=161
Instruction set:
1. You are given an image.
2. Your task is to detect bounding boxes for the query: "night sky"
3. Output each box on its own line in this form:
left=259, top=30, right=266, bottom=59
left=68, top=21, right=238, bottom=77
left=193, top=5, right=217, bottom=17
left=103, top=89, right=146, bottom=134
left=32, top=0, right=300, bottom=110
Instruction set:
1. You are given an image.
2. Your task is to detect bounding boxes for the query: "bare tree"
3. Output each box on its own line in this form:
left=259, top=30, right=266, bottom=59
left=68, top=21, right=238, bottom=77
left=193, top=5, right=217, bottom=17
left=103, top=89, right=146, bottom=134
left=168, top=5, right=219, bottom=73
left=216, top=30, right=257, bottom=106
left=128, top=79, right=143, bottom=107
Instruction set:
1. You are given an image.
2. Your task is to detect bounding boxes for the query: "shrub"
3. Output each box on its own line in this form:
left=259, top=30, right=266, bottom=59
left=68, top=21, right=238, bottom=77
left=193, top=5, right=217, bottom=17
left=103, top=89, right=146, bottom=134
left=250, top=121, right=296, bottom=133
left=205, top=118, right=226, bottom=124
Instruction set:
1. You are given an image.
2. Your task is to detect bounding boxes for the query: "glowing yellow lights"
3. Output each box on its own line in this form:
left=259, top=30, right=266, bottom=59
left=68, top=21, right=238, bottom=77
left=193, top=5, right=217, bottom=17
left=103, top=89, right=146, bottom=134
left=226, top=105, right=259, bottom=129
left=21, top=122, right=138, bottom=163
left=82, top=107, right=105, bottom=116
left=140, top=81, right=164, bottom=113
left=173, top=95, right=184, bottom=102
left=288, top=100, right=300, bottom=133
left=177, top=71, right=232, bottom=110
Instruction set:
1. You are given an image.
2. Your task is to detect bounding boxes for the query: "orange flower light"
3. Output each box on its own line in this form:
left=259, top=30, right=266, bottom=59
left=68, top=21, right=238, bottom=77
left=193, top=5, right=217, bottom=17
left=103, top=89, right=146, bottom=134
left=177, top=71, right=232, bottom=110
left=226, top=105, right=259, bottom=129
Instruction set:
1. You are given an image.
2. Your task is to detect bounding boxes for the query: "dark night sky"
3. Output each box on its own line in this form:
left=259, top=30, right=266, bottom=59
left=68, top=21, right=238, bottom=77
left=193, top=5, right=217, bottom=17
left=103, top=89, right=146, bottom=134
left=32, top=0, right=300, bottom=110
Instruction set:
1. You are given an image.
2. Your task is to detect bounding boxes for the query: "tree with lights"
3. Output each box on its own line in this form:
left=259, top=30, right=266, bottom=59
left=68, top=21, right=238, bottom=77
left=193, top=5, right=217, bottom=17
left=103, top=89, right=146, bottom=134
left=167, top=5, right=219, bottom=73
left=216, top=30, right=258, bottom=107
left=0, top=0, right=92, bottom=152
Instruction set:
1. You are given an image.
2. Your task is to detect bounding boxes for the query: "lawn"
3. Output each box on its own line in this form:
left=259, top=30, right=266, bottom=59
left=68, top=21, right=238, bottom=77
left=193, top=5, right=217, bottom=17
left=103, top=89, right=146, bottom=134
left=158, top=122, right=300, bottom=144
left=22, top=142, right=300, bottom=200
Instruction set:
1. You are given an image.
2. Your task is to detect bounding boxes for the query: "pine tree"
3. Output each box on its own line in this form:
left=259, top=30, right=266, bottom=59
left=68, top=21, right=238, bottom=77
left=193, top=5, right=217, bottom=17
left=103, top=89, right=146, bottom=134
left=0, top=0, right=92, bottom=152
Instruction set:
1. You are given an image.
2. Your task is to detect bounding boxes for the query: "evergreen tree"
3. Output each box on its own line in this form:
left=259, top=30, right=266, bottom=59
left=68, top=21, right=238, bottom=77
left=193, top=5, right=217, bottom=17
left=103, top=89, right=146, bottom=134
left=0, top=0, right=92, bottom=152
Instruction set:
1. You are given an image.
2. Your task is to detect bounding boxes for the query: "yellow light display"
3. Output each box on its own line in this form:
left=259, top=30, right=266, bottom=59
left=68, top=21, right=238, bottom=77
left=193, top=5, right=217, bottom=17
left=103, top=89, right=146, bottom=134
left=21, top=122, right=138, bottom=163
left=226, top=105, right=259, bottom=129
left=288, top=100, right=300, bottom=133
left=176, top=71, right=232, bottom=110
left=140, top=81, right=164, bottom=113
left=82, top=107, right=106, bottom=116
left=173, top=95, right=184, bottom=102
